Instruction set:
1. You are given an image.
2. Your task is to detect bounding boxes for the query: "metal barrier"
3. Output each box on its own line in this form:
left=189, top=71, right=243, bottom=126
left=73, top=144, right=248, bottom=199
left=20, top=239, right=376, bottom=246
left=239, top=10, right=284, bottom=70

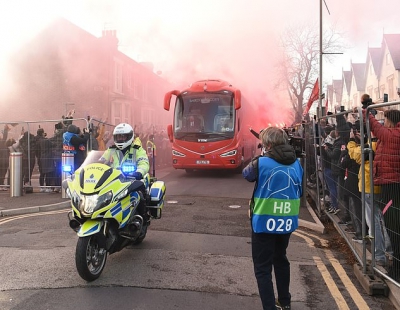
left=304, top=100, right=400, bottom=292
left=9, top=152, right=23, bottom=197
left=0, top=118, right=88, bottom=193
left=61, top=153, right=74, bottom=199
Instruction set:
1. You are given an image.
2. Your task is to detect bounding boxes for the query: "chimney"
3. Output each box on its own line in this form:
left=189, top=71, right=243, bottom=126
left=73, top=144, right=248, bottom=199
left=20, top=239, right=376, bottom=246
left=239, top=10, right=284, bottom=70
left=100, top=29, right=119, bottom=50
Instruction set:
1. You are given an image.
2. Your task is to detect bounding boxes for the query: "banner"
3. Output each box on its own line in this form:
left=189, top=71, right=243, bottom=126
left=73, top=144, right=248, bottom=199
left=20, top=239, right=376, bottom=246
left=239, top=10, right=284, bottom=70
left=303, top=79, right=319, bottom=115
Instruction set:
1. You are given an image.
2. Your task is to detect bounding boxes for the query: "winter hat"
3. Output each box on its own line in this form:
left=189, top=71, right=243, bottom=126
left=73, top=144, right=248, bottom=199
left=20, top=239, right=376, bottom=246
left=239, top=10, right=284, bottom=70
left=67, top=124, right=79, bottom=134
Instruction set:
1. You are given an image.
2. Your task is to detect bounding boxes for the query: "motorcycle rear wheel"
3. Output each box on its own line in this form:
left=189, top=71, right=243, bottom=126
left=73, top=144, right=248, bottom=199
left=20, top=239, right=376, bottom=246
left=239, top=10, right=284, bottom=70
left=75, top=235, right=107, bottom=282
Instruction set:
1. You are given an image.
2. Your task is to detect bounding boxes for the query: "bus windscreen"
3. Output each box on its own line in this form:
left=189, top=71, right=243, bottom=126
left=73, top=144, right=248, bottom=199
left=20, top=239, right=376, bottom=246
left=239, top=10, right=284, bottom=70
left=173, top=92, right=235, bottom=141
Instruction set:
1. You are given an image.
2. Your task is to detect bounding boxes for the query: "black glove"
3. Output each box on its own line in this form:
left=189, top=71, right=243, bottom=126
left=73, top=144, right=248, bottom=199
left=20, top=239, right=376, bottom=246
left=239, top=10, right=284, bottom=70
left=132, top=172, right=143, bottom=180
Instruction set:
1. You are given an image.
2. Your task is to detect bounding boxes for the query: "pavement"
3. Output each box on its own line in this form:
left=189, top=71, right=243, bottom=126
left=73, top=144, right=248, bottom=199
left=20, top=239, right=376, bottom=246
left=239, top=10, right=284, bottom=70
left=0, top=190, right=71, bottom=216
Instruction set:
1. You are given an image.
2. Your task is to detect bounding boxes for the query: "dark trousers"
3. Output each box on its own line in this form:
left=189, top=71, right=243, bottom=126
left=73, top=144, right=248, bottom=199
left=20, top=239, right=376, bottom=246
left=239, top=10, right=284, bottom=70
left=252, top=231, right=291, bottom=310
left=39, top=171, right=55, bottom=186
left=0, top=166, right=7, bottom=185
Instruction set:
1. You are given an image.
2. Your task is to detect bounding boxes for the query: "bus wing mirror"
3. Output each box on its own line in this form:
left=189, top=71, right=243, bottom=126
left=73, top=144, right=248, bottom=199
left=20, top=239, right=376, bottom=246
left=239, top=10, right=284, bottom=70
left=167, top=124, right=173, bottom=142
left=164, top=90, right=180, bottom=111
left=234, top=89, right=241, bottom=110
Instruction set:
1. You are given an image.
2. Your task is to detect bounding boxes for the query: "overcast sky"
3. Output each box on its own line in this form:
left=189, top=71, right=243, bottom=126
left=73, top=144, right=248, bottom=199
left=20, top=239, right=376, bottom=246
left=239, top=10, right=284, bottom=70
left=1, top=0, right=399, bottom=123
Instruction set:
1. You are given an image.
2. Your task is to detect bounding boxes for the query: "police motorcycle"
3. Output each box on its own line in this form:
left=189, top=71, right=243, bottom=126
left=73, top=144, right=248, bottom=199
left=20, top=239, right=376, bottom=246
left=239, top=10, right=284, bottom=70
left=63, top=149, right=165, bottom=282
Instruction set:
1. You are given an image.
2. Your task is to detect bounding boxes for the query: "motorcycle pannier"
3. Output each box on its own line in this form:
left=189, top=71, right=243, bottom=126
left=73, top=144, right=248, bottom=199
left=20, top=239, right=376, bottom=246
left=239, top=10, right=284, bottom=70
left=148, top=180, right=165, bottom=219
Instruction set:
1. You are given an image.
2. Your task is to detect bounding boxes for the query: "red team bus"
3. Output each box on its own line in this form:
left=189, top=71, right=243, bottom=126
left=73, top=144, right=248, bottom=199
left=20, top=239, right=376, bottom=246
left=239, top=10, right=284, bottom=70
left=163, top=79, right=257, bottom=172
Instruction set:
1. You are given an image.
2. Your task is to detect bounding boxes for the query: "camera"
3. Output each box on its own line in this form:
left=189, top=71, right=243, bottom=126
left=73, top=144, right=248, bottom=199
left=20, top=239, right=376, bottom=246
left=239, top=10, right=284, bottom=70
left=283, top=127, right=305, bottom=158
left=250, top=127, right=305, bottom=158
left=361, top=98, right=372, bottom=109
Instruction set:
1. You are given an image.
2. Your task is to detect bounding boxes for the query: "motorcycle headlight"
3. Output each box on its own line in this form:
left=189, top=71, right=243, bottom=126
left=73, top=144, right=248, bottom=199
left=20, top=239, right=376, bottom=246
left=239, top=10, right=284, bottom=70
left=96, top=190, right=113, bottom=210
left=80, top=195, right=99, bottom=214
left=80, top=191, right=113, bottom=214
left=115, top=188, right=129, bottom=201
left=70, top=190, right=80, bottom=208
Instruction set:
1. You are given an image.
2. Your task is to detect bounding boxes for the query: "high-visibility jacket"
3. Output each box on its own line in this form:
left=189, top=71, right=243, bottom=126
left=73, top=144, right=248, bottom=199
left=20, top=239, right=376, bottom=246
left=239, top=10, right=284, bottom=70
left=102, top=142, right=149, bottom=177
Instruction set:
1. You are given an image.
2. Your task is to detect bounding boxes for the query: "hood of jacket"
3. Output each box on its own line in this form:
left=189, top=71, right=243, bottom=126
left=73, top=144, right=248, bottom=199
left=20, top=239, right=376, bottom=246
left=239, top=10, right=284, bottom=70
left=266, top=144, right=297, bottom=165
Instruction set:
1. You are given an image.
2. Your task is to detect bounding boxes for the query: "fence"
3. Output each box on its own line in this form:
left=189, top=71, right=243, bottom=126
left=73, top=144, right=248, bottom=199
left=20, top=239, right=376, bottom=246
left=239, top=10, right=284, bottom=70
left=305, top=100, right=400, bottom=290
left=0, top=117, right=172, bottom=194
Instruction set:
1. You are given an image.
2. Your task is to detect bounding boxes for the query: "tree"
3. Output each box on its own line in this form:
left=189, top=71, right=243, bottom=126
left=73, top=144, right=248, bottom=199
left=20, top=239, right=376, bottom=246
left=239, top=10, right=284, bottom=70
left=276, top=22, right=345, bottom=123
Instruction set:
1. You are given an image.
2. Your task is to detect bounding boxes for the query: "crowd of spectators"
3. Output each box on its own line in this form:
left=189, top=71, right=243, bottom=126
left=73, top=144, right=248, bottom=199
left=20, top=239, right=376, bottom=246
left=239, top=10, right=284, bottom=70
left=0, top=117, right=172, bottom=192
left=305, top=95, right=400, bottom=282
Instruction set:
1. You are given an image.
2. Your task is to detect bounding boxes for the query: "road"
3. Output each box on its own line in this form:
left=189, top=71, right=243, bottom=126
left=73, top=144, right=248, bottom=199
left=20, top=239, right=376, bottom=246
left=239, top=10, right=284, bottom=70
left=0, top=168, right=395, bottom=309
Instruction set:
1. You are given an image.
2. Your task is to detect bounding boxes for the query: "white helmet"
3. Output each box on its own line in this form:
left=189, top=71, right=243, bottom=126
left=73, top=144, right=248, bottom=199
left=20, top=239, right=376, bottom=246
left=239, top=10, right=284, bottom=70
left=113, top=123, right=134, bottom=150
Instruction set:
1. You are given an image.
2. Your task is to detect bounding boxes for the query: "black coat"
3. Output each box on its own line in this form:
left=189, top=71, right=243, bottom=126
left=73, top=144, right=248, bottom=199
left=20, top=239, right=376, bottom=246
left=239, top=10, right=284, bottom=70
left=37, top=137, right=55, bottom=174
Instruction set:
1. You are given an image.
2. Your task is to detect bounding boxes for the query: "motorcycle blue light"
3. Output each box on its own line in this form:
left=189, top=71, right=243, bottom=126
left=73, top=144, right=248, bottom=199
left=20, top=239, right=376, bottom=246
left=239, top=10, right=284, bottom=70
left=121, top=163, right=137, bottom=174
left=63, top=165, right=73, bottom=173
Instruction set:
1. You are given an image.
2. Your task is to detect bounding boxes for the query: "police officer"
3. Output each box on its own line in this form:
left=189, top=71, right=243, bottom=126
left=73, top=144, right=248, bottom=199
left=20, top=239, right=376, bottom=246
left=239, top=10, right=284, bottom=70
left=102, top=123, right=149, bottom=179
left=101, top=123, right=150, bottom=236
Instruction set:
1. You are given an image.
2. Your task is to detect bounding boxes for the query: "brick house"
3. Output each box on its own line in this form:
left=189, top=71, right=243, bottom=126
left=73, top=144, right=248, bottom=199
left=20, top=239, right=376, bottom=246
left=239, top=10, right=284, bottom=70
left=5, top=18, right=172, bottom=131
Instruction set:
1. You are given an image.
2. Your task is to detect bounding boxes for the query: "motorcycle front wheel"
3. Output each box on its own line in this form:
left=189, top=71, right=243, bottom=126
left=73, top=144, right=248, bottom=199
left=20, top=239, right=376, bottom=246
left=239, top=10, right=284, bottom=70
left=75, top=235, right=107, bottom=282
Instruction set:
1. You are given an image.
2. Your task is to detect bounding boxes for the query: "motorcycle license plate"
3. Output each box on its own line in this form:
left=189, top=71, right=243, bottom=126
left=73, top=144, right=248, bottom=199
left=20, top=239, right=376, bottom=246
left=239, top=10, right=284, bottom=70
left=196, top=160, right=209, bottom=164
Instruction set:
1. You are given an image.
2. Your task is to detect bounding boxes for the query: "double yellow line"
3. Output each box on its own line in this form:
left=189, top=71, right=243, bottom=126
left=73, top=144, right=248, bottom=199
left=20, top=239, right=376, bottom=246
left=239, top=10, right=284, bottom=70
left=294, top=230, right=370, bottom=310
left=0, top=209, right=69, bottom=225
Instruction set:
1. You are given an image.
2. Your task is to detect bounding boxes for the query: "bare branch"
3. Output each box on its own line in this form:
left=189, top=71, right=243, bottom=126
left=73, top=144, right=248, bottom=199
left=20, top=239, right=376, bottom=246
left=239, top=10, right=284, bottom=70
left=275, top=22, right=346, bottom=123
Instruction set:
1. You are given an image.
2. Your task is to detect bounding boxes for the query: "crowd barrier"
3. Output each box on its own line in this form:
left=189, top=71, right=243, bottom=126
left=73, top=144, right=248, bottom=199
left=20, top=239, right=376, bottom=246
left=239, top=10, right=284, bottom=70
left=304, top=100, right=400, bottom=290
left=0, top=118, right=171, bottom=196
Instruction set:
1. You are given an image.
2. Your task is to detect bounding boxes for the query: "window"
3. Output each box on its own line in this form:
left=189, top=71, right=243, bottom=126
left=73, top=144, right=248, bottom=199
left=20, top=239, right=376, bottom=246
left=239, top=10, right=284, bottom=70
left=374, top=87, right=379, bottom=100
left=133, top=71, right=142, bottom=99
left=380, top=85, right=385, bottom=99
left=386, top=52, right=391, bottom=65
left=127, top=67, right=133, bottom=89
left=124, top=103, right=131, bottom=124
left=114, top=59, right=123, bottom=93
left=387, top=75, right=394, bottom=100
left=112, top=101, right=131, bottom=125
left=113, top=102, right=122, bottom=125
left=141, top=107, right=154, bottom=127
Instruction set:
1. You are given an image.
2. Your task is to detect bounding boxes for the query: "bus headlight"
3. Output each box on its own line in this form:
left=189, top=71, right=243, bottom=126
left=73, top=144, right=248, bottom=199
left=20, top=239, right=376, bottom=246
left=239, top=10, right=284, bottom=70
left=172, top=150, right=186, bottom=157
left=220, top=149, right=237, bottom=157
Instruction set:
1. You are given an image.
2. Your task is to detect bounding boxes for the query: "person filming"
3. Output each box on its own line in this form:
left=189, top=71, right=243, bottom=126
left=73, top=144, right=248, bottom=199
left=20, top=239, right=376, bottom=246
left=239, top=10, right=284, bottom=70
left=242, top=126, right=303, bottom=310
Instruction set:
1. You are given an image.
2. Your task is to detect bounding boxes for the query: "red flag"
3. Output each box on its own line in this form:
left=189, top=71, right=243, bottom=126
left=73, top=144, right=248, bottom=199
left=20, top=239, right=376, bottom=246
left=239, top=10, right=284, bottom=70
left=303, top=79, right=319, bottom=115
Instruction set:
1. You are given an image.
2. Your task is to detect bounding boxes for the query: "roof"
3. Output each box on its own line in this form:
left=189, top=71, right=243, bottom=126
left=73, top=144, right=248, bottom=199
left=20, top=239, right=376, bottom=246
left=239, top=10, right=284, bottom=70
left=383, top=34, right=400, bottom=70
left=368, top=47, right=383, bottom=76
left=351, top=63, right=366, bottom=91
left=342, top=71, right=352, bottom=95
left=332, top=79, right=343, bottom=102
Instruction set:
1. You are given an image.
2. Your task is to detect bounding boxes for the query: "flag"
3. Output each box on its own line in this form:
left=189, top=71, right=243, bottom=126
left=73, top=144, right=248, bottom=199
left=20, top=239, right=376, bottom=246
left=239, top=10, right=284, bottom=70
left=303, top=79, right=319, bottom=115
